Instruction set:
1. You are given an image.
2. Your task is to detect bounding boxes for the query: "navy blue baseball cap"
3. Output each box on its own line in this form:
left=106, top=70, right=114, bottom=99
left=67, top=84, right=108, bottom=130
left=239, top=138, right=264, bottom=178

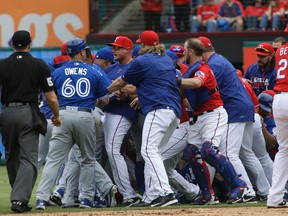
left=132, top=45, right=141, bottom=58
left=258, top=90, right=275, bottom=113
left=95, top=47, right=114, bottom=63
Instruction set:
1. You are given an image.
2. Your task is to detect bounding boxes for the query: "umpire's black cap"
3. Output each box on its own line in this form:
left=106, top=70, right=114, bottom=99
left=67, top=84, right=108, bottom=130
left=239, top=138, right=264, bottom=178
left=12, top=30, right=32, bottom=48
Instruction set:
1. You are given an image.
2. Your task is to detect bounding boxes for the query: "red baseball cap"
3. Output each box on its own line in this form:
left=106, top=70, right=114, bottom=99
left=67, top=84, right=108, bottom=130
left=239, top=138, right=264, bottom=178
left=170, top=44, right=185, bottom=57
left=198, top=36, right=213, bottom=48
left=136, top=30, right=159, bottom=46
left=253, top=42, right=274, bottom=56
left=60, top=42, right=68, bottom=55
left=108, top=36, right=133, bottom=49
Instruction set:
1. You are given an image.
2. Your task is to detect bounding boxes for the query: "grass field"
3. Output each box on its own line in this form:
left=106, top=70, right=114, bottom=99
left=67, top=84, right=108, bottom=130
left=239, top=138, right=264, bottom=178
left=0, top=165, right=268, bottom=215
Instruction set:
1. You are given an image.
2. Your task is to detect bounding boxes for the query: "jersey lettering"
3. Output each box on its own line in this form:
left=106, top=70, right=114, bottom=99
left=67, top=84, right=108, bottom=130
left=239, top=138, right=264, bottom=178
left=277, top=59, right=287, bottom=79
left=61, top=77, right=90, bottom=98
left=46, top=77, right=53, bottom=87
left=64, top=67, right=87, bottom=76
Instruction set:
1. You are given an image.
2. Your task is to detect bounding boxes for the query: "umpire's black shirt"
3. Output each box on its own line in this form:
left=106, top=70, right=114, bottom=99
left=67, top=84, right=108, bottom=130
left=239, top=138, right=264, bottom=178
left=0, top=52, right=54, bottom=104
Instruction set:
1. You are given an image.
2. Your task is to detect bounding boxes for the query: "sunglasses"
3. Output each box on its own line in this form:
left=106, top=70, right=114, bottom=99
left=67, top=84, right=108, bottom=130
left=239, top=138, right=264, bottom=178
left=112, top=46, right=124, bottom=51
left=255, top=47, right=271, bottom=54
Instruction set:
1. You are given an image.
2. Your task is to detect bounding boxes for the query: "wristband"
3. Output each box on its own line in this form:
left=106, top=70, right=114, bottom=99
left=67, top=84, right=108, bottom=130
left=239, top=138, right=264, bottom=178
left=177, top=78, right=182, bottom=87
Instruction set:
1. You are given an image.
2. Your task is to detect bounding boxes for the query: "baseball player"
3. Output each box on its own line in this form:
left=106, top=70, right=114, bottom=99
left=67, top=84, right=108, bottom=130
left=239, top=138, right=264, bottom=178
left=244, top=42, right=276, bottom=96
left=178, top=38, right=247, bottom=205
left=267, top=41, right=288, bottom=208
left=38, top=42, right=69, bottom=171
left=108, top=30, right=181, bottom=207
left=35, top=37, right=110, bottom=209
left=94, top=47, right=115, bottom=69
left=198, top=36, right=258, bottom=202
left=236, top=70, right=272, bottom=196
left=103, top=36, right=141, bottom=207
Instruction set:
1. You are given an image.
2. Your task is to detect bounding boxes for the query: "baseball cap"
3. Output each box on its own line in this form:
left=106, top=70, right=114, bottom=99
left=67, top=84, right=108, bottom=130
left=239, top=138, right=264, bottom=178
left=95, top=47, right=114, bottom=62
left=107, top=36, right=133, bottom=49
left=198, top=36, right=213, bottom=48
left=254, top=42, right=274, bottom=56
left=170, top=44, right=185, bottom=57
left=12, top=30, right=32, bottom=48
left=258, top=90, right=275, bottom=113
left=60, top=42, right=68, bottom=55
left=132, top=45, right=141, bottom=58
left=136, top=30, right=159, bottom=46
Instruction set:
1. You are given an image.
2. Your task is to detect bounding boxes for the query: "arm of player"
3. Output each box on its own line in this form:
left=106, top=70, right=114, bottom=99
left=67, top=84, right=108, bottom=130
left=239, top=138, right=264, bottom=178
left=107, top=77, right=128, bottom=94
left=44, top=90, right=61, bottom=127
left=179, top=77, right=203, bottom=89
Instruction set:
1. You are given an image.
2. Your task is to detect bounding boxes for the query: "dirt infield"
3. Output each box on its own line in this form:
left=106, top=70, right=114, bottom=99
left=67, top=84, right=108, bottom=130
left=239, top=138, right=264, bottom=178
left=9, top=207, right=288, bottom=216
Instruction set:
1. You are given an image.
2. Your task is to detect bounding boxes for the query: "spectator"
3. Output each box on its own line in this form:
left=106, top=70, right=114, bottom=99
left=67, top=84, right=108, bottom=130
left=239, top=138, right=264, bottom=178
left=259, top=0, right=285, bottom=31
left=218, top=0, right=244, bottom=32
left=173, top=0, right=191, bottom=32
left=191, top=0, right=219, bottom=32
left=244, top=0, right=267, bottom=31
left=140, top=0, right=163, bottom=32
left=272, top=36, right=287, bottom=51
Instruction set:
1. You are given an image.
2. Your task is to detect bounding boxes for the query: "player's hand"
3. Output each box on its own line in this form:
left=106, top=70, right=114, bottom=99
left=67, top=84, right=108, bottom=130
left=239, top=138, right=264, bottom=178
left=130, top=97, right=141, bottom=110
left=51, top=115, right=62, bottom=127
left=242, top=78, right=252, bottom=85
left=114, top=90, right=130, bottom=101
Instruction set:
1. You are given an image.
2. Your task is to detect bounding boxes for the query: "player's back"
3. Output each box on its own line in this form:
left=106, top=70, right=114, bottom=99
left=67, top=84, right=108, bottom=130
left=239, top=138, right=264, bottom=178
left=208, top=52, right=254, bottom=123
left=274, top=43, right=288, bottom=92
left=52, top=61, right=107, bottom=109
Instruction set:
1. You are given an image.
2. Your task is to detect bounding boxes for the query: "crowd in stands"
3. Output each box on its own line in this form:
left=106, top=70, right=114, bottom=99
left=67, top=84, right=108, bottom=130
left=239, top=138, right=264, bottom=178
left=139, top=0, right=288, bottom=32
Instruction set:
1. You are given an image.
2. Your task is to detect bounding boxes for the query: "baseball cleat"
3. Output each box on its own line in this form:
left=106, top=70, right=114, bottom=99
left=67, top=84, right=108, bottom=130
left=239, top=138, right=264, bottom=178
left=105, top=185, right=118, bottom=207
left=150, top=193, right=178, bottom=207
left=267, top=200, right=288, bottom=208
left=226, top=187, right=245, bottom=204
left=35, top=199, right=48, bottom=210
left=11, top=200, right=32, bottom=213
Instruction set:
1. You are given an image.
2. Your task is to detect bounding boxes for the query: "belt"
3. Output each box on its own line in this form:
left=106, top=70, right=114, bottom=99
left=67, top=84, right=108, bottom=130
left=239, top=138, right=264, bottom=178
left=59, top=106, right=92, bottom=113
left=275, top=91, right=288, bottom=94
left=198, top=109, right=215, bottom=116
left=5, top=102, right=28, bottom=107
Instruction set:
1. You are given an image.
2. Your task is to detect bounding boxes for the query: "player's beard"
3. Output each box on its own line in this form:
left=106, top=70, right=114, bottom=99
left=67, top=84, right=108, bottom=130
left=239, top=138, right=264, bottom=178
left=258, top=58, right=270, bottom=70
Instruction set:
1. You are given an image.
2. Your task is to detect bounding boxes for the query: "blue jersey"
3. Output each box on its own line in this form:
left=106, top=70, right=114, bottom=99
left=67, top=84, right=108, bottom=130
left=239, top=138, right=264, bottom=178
left=104, top=62, right=137, bottom=122
left=219, top=1, right=242, bottom=17
left=207, top=53, right=254, bottom=123
left=40, top=59, right=69, bottom=119
left=244, top=63, right=276, bottom=96
left=122, top=53, right=181, bottom=118
left=52, top=61, right=109, bottom=109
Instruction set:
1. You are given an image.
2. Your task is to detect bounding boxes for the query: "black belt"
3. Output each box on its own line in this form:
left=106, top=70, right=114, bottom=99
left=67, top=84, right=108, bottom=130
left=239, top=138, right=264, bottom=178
left=275, top=91, right=287, bottom=94
left=198, top=109, right=215, bottom=116
left=5, top=102, right=28, bottom=107
left=59, top=106, right=92, bottom=113
left=192, top=109, right=215, bottom=123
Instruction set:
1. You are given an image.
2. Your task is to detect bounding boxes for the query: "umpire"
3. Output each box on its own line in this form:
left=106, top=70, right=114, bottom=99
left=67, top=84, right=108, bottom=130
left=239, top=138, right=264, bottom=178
left=0, top=30, right=61, bottom=213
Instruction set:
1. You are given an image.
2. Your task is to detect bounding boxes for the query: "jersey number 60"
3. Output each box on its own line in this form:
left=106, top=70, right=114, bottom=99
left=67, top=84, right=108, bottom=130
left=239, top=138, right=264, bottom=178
left=61, top=77, right=91, bottom=98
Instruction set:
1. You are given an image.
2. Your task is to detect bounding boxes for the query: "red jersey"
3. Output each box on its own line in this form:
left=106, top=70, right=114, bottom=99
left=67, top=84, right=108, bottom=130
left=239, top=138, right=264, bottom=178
left=245, top=5, right=267, bottom=18
left=192, top=64, right=223, bottom=115
left=274, top=43, right=288, bottom=92
left=280, top=0, right=288, bottom=10
left=197, top=4, right=219, bottom=20
left=140, top=0, right=163, bottom=12
left=179, top=65, right=190, bottom=123
left=173, top=0, right=190, bottom=5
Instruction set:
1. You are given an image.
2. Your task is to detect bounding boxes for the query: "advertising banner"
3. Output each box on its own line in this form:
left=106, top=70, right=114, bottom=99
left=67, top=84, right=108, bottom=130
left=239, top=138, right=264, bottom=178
left=0, top=0, right=89, bottom=47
